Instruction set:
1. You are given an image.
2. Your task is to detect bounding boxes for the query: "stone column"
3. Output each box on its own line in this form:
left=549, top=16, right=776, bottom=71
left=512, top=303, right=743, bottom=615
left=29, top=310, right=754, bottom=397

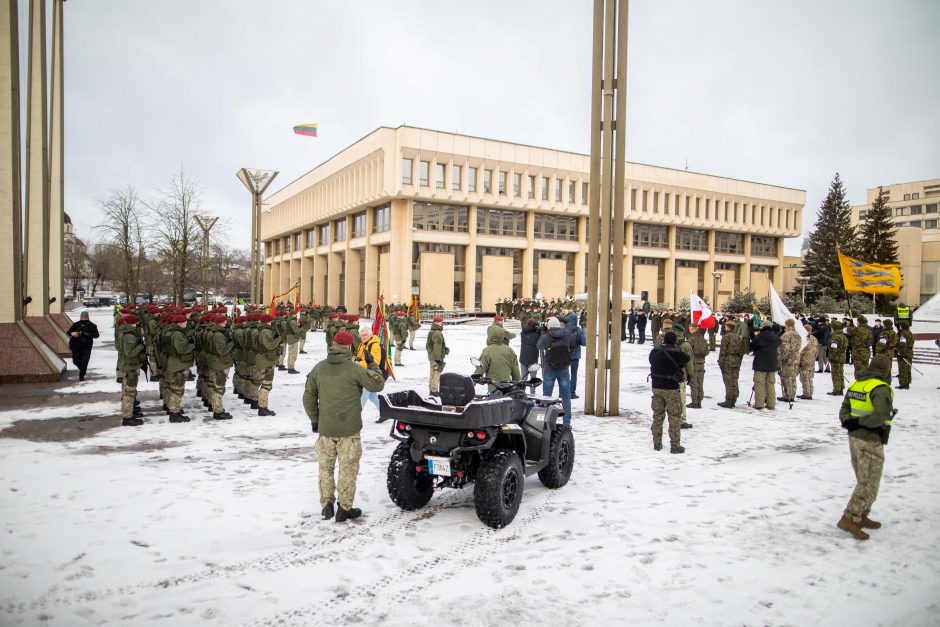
left=48, top=0, right=64, bottom=319
left=664, top=225, right=677, bottom=307
left=463, top=204, right=477, bottom=308
left=574, top=215, right=587, bottom=293
left=24, top=0, right=48, bottom=318
left=704, top=229, right=716, bottom=303
left=388, top=198, right=413, bottom=303
left=521, top=211, right=534, bottom=298
left=363, top=210, right=378, bottom=308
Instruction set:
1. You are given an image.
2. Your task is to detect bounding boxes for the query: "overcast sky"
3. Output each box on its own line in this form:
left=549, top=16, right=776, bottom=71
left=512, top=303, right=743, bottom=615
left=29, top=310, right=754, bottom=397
left=55, top=0, right=940, bottom=255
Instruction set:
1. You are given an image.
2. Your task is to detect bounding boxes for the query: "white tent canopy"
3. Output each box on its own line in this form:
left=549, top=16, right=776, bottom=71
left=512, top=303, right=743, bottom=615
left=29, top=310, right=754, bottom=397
left=574, top=291, right=644, bottom=301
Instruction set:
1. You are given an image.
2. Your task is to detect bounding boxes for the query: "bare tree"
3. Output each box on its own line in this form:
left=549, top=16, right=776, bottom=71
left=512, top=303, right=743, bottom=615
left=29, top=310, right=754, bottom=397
left=86, top=243, right=120, bottom=296
left=210, top=243, right=249, bottom=297
left=96, top=187, right=146, bottom=299
left=64, top=235, right=88, bottom=299
left=150, top=166, right=201, bottom=305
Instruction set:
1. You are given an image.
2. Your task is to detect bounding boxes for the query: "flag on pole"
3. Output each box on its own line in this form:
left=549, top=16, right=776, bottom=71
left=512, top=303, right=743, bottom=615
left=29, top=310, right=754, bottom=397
left=293, top=122, right=318, bottom=137
left=768, top=283, right=807, bottom=349
left=751, top=305, right=762, bottom=327
left=837, top=252, right=902, bottom=294
left=689, top=291, right=716, bottom=329
left=373, top=295, right=395, bottom=381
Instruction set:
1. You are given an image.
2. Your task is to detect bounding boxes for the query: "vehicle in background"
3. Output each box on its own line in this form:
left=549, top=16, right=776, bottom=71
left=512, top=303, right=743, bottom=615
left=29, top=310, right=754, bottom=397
left=81, top=297, right=100, bottom=307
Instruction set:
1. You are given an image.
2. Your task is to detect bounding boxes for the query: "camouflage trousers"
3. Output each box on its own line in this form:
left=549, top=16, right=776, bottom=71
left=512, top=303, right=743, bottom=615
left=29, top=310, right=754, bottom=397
left=315, top=435, right=362, bottom=510
left=830, top=361, right=846, bottom=393
left=244, top=365, right=262, bottom=402
left=298, top=333, right=306, bottom=353
left=163, top=369, right=188, bottom=413
left=233, top=361, right=246, bottom=396
left=720, top=363, right=741, bottom=404
left=752, top=370, right=776, bottom=410
left=258, top=366, right=274, bottom=408
left=780, top=365, right=798, bottom=400
left=120, top=369, right=139, bottom=419
left=146, top=343, right=159, bottom=376
left=287, top=341, right=299, bottom=369
left=408, top=329, right=417, bottom=350
left=276, top=343, right=286, bottom=367
left=690, top=362, right=705, bottom=404
left=897, top=353, right=912, bottom=386
left=844, top=434, right=884, bottom=523
left=429, top=361, right=444, bottom=394
left=799, top=366, right=815, bottom=397
left=651, top=388, right=682, bottom=447
left=678, top=381, right=688, bottom=420
left=394, top=338, right=405, bottom=366
left=852, top=350, right=870, bottom=378
left=206, top=368, right=228, bottom=413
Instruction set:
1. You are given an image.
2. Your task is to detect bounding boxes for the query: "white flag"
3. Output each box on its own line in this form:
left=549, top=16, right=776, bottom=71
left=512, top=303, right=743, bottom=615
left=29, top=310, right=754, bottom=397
left=769, top=283, right=807, bottom=349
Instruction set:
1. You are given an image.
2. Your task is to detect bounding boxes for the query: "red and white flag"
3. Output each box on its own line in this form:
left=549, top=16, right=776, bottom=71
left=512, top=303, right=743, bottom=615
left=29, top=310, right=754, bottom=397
left=690, top=291, right=716, bottom=329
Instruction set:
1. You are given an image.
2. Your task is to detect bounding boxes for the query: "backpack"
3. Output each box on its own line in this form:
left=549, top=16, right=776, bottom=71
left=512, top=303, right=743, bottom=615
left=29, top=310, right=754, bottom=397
left=547, top=334, right=572, bottom=370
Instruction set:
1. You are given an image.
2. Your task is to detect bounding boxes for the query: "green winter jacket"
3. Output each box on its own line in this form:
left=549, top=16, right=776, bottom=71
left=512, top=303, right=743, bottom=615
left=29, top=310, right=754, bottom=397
left=828, top=327, right=848, bottom=363
left=119, top=326, right=146, bottom=372
left=284, top=317, right=302, bottom=343
left=474, top=341, right=521, bottom=392
left=674, top=332, right=694, bottom=379
left=302, top=345, right=385, bottom=437
left=839, top=367, right=894, bottom=444
left=205, top=327, right=234, bottom=371
left=254, top=325, right=281, bottom=368
left=164, top=327, right=195, bottom=373
left=426, top=324, right=448, bottom=363
left=486, top=323, right=516, bottom=345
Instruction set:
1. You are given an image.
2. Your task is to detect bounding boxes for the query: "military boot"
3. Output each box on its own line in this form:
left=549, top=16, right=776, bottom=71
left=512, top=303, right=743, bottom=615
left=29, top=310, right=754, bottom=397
left=717, top=401, right=734, bottom=408
left=168, top=413, right=191, bottom=424
left=212, top=412, right=233, bottom=420
left=860, top=515, right=882, bottom=529
left=287, top=368, right=300, bottom=374
left=335, top=506, right=362, bottom=522
left=837, top=515, right=869, bottom=540
left=895, top=384, right=909, bottom=390
left=258, top=407, right=276, bottom=416
left=827, top=390, right=843, bottom=396
left=122, top=417, right=144, bottom=427
left=653, top=440, right=662, bottom=451
left=250, top=401, right=259, bottom=410
left=680, top=422, right=693, bottom=429
left=321, top=502, right=334, bottom=520
left=670, top=445, right=685, bottom=454
left=798, top=394, right=812, bottom=400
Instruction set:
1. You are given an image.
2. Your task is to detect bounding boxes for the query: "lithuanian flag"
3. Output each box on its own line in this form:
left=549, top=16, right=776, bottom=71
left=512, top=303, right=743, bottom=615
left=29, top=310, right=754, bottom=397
left=293, top=122, right=318, bottom=137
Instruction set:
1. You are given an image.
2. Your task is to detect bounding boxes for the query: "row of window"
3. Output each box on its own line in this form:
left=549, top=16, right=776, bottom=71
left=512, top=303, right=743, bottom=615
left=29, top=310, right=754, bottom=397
left=897, top=219, right=939, bottom=230
left=402, top=157, right=590, bottom=205
left=629, top=188, right=797, bottom=230
left=859, top=203, right=939, bottom=221
left=632, top=225, right=777, bottom=256
left=269, top=205, right=393, bottom=255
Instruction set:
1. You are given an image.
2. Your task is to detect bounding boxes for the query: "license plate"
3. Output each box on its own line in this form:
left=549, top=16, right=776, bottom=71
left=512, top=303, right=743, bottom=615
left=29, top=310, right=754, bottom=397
left=426, top=456, right=452, bottom=477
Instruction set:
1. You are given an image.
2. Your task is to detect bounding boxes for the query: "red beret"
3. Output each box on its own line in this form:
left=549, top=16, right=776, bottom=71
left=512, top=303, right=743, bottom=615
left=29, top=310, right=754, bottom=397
left=235, top=316, right=248, bottom=323
left=259, top=314, right=274, bottom=324
left=333, top=330, right=354, bottom=346
left=494, top=315, right=504, bottom=322
left=214, top=315, right=228, bottom=325
left=122, top=314, right=140, bottom=325
left=329, top=312, right=339, bottom=319
left=172, top=315, right=187, bottom=324
left=433, top=315, right=444, bottom=323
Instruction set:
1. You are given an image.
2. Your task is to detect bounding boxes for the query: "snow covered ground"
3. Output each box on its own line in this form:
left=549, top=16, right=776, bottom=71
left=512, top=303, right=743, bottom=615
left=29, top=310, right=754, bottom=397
left=1, top=308, right=939, bottom=626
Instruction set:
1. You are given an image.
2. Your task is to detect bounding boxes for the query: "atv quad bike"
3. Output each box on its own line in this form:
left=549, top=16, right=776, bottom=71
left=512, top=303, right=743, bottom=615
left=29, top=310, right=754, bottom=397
left=379, top=364, right=575, bottom=529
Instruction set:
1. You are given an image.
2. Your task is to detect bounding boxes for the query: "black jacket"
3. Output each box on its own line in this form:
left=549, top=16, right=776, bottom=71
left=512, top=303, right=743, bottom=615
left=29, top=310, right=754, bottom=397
left=649, top=345, right=690, bottom=390
left=750, top=327, right=781, bottom=372
left=67, top=320, right=100, bottom=352
left=519, top=322, right=540, bottom=366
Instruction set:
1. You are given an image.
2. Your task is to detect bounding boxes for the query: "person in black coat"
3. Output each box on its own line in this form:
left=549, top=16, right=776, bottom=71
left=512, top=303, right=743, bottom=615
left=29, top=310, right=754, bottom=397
left=627, top=309, right=637, bottom=343
left=67, top=311, right=100, bottom=381
left=636, top=311, right=648, bottom=344
left=519, top=318, right=540, bottom=370
left=749, top=320, right=781, bottom=410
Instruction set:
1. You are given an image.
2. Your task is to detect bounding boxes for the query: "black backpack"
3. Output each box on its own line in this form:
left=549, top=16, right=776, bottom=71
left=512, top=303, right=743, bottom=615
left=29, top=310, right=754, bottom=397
left=547, top=334, right=572, bottom=370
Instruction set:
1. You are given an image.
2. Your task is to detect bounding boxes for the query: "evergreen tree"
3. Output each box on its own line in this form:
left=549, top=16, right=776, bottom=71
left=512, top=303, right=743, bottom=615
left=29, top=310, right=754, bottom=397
left=800, top=173, right=857, bottom=301
left=857, top=187, right=900, bottom=313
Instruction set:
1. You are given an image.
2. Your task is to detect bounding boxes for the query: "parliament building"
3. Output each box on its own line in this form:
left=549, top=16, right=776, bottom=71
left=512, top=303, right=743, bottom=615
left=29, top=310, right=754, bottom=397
left=260, top=126, right=805, bottom=312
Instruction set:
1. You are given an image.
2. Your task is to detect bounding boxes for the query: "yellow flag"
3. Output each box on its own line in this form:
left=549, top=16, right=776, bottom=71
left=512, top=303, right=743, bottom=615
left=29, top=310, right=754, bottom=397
left=838, top=252, right=902, bottom=294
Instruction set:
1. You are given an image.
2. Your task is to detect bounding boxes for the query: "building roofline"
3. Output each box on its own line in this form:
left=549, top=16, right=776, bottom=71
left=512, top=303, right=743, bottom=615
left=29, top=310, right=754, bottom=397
left=266, top=124, right=806, bottom=202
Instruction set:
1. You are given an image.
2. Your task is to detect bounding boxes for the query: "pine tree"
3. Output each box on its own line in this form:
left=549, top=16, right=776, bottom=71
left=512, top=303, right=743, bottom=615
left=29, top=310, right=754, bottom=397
left=800, top=173, right=857, bottom=301
left=857, top=187, right=900, bottom=313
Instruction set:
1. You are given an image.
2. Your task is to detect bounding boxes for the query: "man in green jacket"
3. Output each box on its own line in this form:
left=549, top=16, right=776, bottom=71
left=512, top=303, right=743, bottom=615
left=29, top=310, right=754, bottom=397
left=284, top=312, right=303, bottom=374
left=253, top=314, right=281, bottom=416
left=205, top=315, right=234, bottom=420
left=474, top=334, right=521, bottom=393
left=426, top=315, right=449, bottom=395
left=672, top=323, right=695, bottom=428
left=117, top=315, right=146, bottom=426
left=486, top=315, right=516, bottom=346
left=895, top=321, right=915, bottom=389
left=164, top=315, right=195, bottom=423
left=837, top=354, right=895, bottom=541
left=391, top=310, right=407, bottom=366
left=406, top=311, right=421, bottom=350
left=303, top=330, right=385, bottom=522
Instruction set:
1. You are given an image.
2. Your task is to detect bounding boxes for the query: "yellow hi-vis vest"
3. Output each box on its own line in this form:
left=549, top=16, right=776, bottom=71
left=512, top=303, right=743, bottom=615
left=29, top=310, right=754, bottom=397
left=846, top=379, right=893, bottom=423
left=896, top=306, right=911, bottom=320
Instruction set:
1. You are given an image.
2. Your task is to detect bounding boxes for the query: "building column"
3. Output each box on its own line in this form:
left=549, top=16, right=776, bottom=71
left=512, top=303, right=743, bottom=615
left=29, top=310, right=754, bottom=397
left=48, top=0, right=64, bottom=318
left=664, top=225, right=677, bottom=306
left=521, top=211, right=535, bottom=298
left=574, top=215, right=588, bottom=293
left=0, top=0, right=23, bottom=327
left=773, top=236, right=785, bottom=292
left=704, top=229, right=716, bottom=304
left=623, top=221, right=634, bottom=294
left=24, top=0, right=48, bottom=319
left=388, top=198, right=414, bottom=303
left=464, top=205, right=477, bottom=309
left=364, top=211, right=378, bottom=310
left=743, top=233, right=753, bottom=292
left=328, top=250, right=342, bottom=306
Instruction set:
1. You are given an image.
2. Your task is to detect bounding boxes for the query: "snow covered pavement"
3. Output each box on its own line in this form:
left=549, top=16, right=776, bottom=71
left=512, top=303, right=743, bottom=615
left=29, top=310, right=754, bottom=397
left=1, top=309, right=939, bottom=626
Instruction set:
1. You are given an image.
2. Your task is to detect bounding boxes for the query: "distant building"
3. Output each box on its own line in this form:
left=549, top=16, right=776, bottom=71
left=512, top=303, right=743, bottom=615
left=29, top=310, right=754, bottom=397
left=63, top=212, right=88, bottom=299
left=260, top=126, right=805, bottom=311
left=850, top=178, right=940, bottom=305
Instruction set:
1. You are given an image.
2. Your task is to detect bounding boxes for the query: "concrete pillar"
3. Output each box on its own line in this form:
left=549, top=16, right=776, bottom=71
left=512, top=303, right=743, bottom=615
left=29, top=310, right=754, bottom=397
left=464, top=204, right=477, bottom=308
left=24, top=0, right=48, bottom=318
left=574, top=215, right=587, bottom=293
left=388, top=198, right=413, bottom=303
left=0, top=0, right=22, bottom=326
left=743, top=233, right=753, bottom=292
left=344, top=247, right=361, bottom=313
left=48, top=0, right=64, bottom=318
left=364, top=210, right=378, bottom=309
left=664, top=225, right=677, bottom=306
left=521, top=211, right=534, bottom=298
left=623, top=221, right=634, bottom=294
left=328, top=251, right=342, bottom=305
left=704, top=229, right=716, bottom=303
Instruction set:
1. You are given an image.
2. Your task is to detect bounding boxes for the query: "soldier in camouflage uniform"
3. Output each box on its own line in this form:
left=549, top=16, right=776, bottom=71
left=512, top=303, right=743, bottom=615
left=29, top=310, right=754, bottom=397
left=391, top=311, right=407, bottom=366
left=117, top=315, right=145, bottom=426
left=297, top=307, right=311, bottom=354
left=874, top=319, right=897, bottom=359
left=204, top=315, right=234, bottom=420
left=325, top=311, right=340, bottom=346
left=253, top=314, right=280, bottom=416
left=848, top=314, right=872, bottom=377
left=486, top=315, right=516, bottom=346
left=777, top=319, right=802, bottom=403
left=406, top=311, right=421, bottom=350
left=717, top=319, right=748, bottom=408
left=163, top=315, right=195, bottom=423
left=895, top=321, right=914, bottom=389
left=686, top=323, right=709, bottom=409
left=827, top=323, right=849, bottom=395
left=426, top=315, right=448, bottom=395
left=649, top=332, right=690, bottom=453
left=284, top=311, right=303, bottom=374
left=798, top=323, right=819, bottom=400
left=671, top=323, right=695, bottom=428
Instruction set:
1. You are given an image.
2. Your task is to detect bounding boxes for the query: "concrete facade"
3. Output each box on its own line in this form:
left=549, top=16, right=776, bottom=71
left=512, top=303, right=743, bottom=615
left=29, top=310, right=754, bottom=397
left=260, top=126, right=805, bottom=312
left=850, top=178, right=940, bottom=305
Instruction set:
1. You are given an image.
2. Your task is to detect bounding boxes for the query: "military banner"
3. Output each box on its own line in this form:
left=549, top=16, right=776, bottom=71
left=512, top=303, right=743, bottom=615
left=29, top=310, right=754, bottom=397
left=837, top=252, right=902, bottom=294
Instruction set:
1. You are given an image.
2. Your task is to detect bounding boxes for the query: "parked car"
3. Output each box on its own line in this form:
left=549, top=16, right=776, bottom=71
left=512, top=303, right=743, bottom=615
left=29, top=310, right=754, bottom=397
left=81, top=298, right=100, bottom=308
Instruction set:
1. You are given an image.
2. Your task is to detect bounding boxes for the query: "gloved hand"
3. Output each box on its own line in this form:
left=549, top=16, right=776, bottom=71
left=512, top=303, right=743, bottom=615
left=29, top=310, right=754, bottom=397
left=470, top=373, right=483, bottom=383
left=363, top=349, right=375, bottom=366
left=311, top=422, right=318, bottom=433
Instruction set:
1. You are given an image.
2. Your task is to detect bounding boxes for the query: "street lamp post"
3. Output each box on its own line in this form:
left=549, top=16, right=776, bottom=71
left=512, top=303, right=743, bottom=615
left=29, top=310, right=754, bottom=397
left=711, top=271, right=724, bottom=309
left=195, top=214, right=218, bottom=307
left=236, top=168, right=278, bottom=304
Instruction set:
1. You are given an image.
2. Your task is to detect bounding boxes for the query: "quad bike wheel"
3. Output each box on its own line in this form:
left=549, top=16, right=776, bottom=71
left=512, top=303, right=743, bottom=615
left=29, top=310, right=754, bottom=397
left=474, top=450, right=524, bottom=529
left=538, top=424, right=575, bottom=489
left=387, top=441, right=434, bottom=510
